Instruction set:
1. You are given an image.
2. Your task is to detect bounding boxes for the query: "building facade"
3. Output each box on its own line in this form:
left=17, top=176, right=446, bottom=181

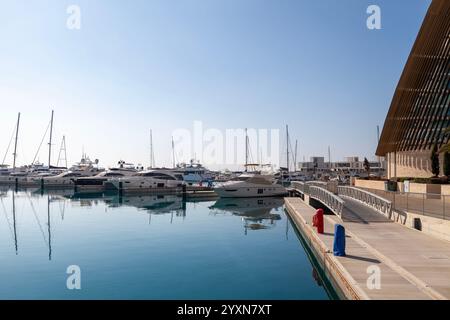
left=376, top=0, right=450, bottom=178
left=298, top=156, right=384, bottom=179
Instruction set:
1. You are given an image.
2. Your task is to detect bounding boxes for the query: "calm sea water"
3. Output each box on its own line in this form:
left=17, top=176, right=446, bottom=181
left=0, top=187, right=331, bottom=300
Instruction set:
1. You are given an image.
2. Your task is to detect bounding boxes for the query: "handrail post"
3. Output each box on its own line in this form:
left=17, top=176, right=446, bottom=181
left=443, top=195, right=447, bottom=220
left=393, top=192, right=396, bottom=211
left=337, top=186, right=392, bottom=217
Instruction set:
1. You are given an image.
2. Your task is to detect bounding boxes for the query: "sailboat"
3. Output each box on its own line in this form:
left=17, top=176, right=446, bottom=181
left=0, top=113, right=21, bottom=184
left=16, top=111, right=66, bottom=187
left=39, top=154, right=103, bottom=188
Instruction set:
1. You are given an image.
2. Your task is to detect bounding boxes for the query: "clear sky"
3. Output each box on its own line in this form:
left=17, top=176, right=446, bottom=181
left=0, top=0, right=432, bottom=170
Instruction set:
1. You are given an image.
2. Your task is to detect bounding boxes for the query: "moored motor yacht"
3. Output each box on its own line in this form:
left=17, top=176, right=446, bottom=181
left=108, top=169, right=185, bottom=193
left=214, top=173, right=287, bottom=198
left=38, top=156, right=104, bottom=188
left=40, top=169, right=102, bottom=188
left=120, top=194, right=184, bottom=214
left=73, top=160, right=141, bottom=192
left=209, top=197, right=283, bottom=233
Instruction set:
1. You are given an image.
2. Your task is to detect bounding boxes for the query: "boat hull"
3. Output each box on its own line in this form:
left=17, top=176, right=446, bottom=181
left=108, top=178, right=184, bottom=193
left=214, top=186, right=287, bottom=198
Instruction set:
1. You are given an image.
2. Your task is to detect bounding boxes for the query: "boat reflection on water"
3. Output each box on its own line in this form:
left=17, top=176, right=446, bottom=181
left=0, top=186, right=9, bottom=198
left=1, top=187, right=285, bottom=263
left=209, top=197, right=283, bottom=234
left=119, top=194, right=186, bottom=219
left=60, top=191, right=187, bottom=217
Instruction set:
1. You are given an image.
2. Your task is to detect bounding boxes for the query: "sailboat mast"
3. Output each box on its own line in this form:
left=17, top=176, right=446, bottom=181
left=47, top=195, right=52, bottom=261
left=377, top=125, right=381, bottom=168
left=12, top=192, right=18, bottom=255
left=12, top=112, right=21, bottom=170
left=171, top=136, right=175, bottom=168
left=48, top=110, right=54, bottom=168
left=286, top=125, right=290, bottom=172
left=328, top=146, right=331, bottom=169
left=245, top=128, right=248, bottom=172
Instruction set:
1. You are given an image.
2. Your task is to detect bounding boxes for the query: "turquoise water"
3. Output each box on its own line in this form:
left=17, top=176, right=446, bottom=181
left=0, top=187, right=330, bottom=300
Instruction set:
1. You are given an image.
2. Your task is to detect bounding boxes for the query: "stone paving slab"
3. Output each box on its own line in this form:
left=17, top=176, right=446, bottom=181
left=285, top=198, right=431, bottom=300
left=329, top=197, right=450, bottom=299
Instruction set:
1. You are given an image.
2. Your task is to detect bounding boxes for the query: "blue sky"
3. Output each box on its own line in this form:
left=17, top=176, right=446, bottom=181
left=0, top=0, right=431, bottom=169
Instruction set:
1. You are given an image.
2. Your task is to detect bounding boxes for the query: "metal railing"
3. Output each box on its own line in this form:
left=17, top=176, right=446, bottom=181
left=309, top=186, right=344, bottom=217
left=291, top=181, right=338, bottom=194
left=291, top=181, right=308, bottom=194
left=338, top=186, right=392, bottom=217
left=357, top=187, right=450, bottom=221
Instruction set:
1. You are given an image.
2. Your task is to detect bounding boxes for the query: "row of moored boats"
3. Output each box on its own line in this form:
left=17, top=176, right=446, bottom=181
left=0, top=157, right=288, bottom=198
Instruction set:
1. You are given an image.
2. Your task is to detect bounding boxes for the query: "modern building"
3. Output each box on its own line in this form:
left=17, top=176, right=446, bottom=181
left=298, top=156, right=384, bottom=179
left=376, top=0, right=450, bottom=178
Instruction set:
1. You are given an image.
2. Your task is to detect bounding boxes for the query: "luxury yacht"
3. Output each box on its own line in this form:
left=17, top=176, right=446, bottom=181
left=108, top=169, right=185, bottom=192
left=40, top=169, right=101, bottom=188
left=0, top=170, right=28, bottom=185
left=38, top=156, right=103, bottom=188
left=214, top=173, right=288, bottom=198
left=0, top=162, right=63, bottom=186
left=210, top=197, right=283, bottom=217
left=73, top=160, right=140, bottom=192
left=172, top=159, right=214, bottom=184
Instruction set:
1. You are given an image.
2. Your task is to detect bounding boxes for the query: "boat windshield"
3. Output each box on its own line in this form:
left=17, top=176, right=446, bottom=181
left=137, top=172, right=176, bottom=180
left=231, top=176, right=251, bottom=182
left=104, top=172, right=125, bottom=177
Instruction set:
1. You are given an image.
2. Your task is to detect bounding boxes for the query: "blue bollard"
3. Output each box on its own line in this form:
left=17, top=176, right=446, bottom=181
left=333, top=224, right=346, bottom=257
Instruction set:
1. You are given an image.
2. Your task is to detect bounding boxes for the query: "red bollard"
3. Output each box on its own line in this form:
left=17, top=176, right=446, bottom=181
left=312, top=208, right=324, bottom=234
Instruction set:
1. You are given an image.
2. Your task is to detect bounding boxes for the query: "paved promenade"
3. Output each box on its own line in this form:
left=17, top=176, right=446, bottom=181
left=285, top=196, right=450, bottom=300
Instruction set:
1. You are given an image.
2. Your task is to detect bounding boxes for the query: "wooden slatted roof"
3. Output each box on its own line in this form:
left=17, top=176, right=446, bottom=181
left=376, top=0, right=450, bottom=156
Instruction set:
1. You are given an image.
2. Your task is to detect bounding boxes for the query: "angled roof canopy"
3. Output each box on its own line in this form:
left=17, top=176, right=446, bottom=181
left=376, top=0, right=450, bottom=156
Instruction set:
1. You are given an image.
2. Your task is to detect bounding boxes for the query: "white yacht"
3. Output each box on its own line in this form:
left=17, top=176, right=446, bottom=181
left=214, top=173, right=288, bottom=198
left=0, top=165, right=14, bottom=184
left=173, top=159, right=214, bottom=184
left=39, top=156, right=103, bottom=188
left=73, top=160, right=140, bottom=192
left=120, top=194, right=184, bottom=214
left=0, top=170, right=29, bottom=185
left=108, top=170, right=185, bottom=193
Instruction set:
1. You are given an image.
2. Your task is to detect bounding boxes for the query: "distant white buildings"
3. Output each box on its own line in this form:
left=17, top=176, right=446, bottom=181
left=297, top=156, right=385, bottom=179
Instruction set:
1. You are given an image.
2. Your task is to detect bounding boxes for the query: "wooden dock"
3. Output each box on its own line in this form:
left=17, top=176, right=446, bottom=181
left=285, top=196, right=450, bottom=300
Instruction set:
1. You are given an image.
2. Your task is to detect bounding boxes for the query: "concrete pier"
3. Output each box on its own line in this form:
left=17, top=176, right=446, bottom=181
left=285, top=196, right=450, bottom=300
